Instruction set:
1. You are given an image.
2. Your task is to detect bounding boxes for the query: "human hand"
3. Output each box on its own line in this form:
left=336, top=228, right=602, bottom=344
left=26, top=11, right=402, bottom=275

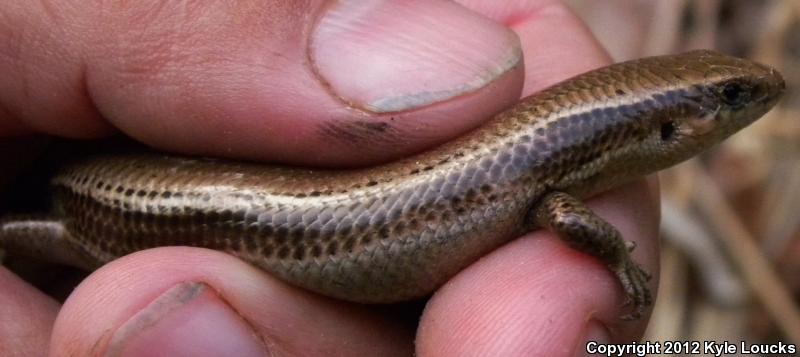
left=0, top=1, right=659, bottom=355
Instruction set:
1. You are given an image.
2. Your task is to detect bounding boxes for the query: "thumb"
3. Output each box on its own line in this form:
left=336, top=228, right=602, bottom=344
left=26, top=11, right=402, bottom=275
left=0, top=0, right=523, bottom=166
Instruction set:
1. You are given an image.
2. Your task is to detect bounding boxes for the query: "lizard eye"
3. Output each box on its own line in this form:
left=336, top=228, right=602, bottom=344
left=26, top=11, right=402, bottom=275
left=660, top=121, right=676, bottom=140
left=720, top=81, right=750, bottom=106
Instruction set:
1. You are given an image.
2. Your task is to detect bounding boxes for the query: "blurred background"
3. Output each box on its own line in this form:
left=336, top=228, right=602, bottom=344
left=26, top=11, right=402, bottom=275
left=568, top=0, right=800, bottom=349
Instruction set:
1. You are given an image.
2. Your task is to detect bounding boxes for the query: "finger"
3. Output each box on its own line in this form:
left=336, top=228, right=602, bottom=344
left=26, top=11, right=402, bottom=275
left=50, top=247, right=413, bottom=356
left=457, top=0, right=611, bottom=95
left=0, top=2, right=111, bottom=137
left=0, top=267, right=60, bottom=356
left=418, top=179, right=660, bottom=356
left=0, top=0, right=525, bottom=166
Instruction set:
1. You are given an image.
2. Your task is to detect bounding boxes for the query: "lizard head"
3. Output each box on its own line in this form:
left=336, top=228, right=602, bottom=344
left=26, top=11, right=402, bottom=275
left=552, top=50, right=784, bottom=196
left=645, top=50, right=784, bottom=165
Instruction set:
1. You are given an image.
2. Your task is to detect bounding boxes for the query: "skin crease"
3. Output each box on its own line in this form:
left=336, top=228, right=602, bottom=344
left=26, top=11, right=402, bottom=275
left=0, top=1, right=659, bottom=356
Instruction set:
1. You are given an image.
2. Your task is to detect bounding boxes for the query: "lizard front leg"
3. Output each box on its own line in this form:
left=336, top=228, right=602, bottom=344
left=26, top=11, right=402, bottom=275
left=530, top=191, right=653, bottom=319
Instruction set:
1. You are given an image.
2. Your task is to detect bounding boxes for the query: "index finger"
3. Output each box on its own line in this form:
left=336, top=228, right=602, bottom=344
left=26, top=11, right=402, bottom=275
left=0, top=0, right=525, bottom=167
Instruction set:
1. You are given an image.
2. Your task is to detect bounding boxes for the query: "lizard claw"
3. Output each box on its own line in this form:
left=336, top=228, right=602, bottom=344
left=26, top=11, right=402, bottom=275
left=614, top=260, right=652, bottom=320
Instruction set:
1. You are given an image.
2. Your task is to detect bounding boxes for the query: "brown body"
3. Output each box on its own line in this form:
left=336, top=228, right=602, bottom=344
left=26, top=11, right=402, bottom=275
left=1, top=50, right=785, bottom=318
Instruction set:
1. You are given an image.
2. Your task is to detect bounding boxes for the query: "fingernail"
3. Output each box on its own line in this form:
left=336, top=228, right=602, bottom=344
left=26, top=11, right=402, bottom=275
left=311, top=0, right=521, bottom=113
left=107, top=282, right=266, bottom=357
left=578, top=321, right=612, bottom=357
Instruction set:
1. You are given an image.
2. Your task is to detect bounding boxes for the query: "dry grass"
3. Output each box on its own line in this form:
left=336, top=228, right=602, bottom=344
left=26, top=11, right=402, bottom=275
left=570, top=0, right=800, bottom=346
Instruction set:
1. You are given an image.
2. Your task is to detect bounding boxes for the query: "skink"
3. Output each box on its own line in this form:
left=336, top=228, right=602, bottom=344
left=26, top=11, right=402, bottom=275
left=0, top=50, right=785, bottom=319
